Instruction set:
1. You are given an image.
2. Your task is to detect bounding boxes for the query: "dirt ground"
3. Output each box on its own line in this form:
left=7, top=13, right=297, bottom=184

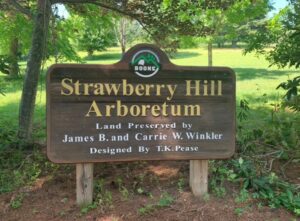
left=0, top=159, right=299, bottom=221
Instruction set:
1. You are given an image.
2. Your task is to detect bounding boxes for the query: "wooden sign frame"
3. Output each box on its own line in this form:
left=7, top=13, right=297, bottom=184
left=47, top=44, right=236, bottom=164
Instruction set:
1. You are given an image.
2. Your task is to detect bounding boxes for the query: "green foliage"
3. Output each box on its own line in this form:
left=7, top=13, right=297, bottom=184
left=277, top=76, right=300, bottom=100
left=0, top=115, right=58, bottom=193
left=48, top=5, right=120, bottom=61
left=223, top=0, right=271, bottom=45
left=0, top=55, right=10, bottom=75
left=134, top=0, right=240, bottom=53
left=78, top=179, right=114, bottom=214
left=113, top=17, right=148, bottom=49
left=94, top=178, right=113, bottom=208
left=211, top=158, right=300, bottom=216
left=163, top=0, right=271, bottom=48
left=78, top=28, right=113, bottom=56
left=236, top=99, right=299, bottom=158
left=235, top=189, right=250, bottom=203
left=10, top=192, right=26, bottom=209
left=0, top=146, right=59, bottom=193
left=157, top=192, right=174, bottom=207
left=233, top=160, right=300, bottom=215
left=71, top=7, right=117, bottom=56
left=212, top=95, right=300, bottom=215
left=80, top=203, right=97, bottom=215
left=138, top=192, right=174, bottom=215
left=0, top=54, right=20, bottom=77
left=270, top=1, right=300, bottom=68
left=119, top=186, right=129, bottom=201
left=138, top=204, right=155, bottom=215
left=238, top=99, right=250, bottom=121
left=234, top=207, right=246, bottom=216
left=210, top=160, right=236, bottom=197
left=0, top=123, right=25, bottom=150
left=178, top=36, right=200, bottom=49
left=47, top=15, right=81, bottom=62
left=0, top=12, right=32, bottom=55
left=177, top=177, right=185, bottom=192
left=245, top=1, right=300, bottom=69
left=277, top=76, right=300, bottom=111
left=115, top=177, right=130, bottom=200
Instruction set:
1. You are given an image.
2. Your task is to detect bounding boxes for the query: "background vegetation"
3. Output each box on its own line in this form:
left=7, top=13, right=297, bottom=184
left=0, top=0, right=299, bottom=218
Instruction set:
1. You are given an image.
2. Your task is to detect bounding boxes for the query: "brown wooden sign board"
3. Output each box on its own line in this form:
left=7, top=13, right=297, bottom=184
left=47, top=44, right=235, bottom=163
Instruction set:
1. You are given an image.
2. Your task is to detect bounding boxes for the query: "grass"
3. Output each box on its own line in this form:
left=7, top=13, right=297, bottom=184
left=170, top=48, right=299, bottom=110
left=0, top=74, right=46, bottom=142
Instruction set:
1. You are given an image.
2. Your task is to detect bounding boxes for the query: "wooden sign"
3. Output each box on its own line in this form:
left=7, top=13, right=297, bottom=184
left=47, top=44, right=235, bottom=163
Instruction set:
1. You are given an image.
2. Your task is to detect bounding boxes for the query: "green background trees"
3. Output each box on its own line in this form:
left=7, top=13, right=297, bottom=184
left=0, top=10, right=32, bottom=77
left=1, top=0, right=300, bottom=217
left=246, top=0, right=300, bottom=68
left=245, top=0, right=300, bottom=111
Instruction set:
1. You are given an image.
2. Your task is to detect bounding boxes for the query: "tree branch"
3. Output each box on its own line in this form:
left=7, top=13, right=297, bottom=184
left=9, top=0, right=33, bottom=18
left=50, top=0, right=157, bottom=42
left=50, top=0, right=137, bottom=18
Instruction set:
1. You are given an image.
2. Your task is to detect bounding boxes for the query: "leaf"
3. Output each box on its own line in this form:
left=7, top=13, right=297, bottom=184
left=286, top=189, right=294, bottom=203
left=161, top=0, right=172, bottom=10
left=238, top=157, right=244, bottom=165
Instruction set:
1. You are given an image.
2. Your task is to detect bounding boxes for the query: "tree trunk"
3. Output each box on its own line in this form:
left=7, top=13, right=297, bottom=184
left=18, top=0, right=51, bottom=140
left=87, top=50, right=94, bottom=57
left=231, top=40, right=238, bottom=48
left=8, top=37, right=19, bottom=78
left=120, top=18, right=126, bottom=55
left=208, top=41, right=213, bottom=66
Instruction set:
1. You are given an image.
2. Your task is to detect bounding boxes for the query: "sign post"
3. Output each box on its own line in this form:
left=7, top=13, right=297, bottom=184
left=47, top=44, right=235, bottom=205
left=76, top=163, right=93, bottom=205
left=190, top=159, right=208, bottom=196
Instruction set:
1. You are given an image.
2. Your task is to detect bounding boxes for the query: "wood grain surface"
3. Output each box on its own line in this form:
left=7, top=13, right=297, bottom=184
left=47, top=44, right=236, bottom=163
